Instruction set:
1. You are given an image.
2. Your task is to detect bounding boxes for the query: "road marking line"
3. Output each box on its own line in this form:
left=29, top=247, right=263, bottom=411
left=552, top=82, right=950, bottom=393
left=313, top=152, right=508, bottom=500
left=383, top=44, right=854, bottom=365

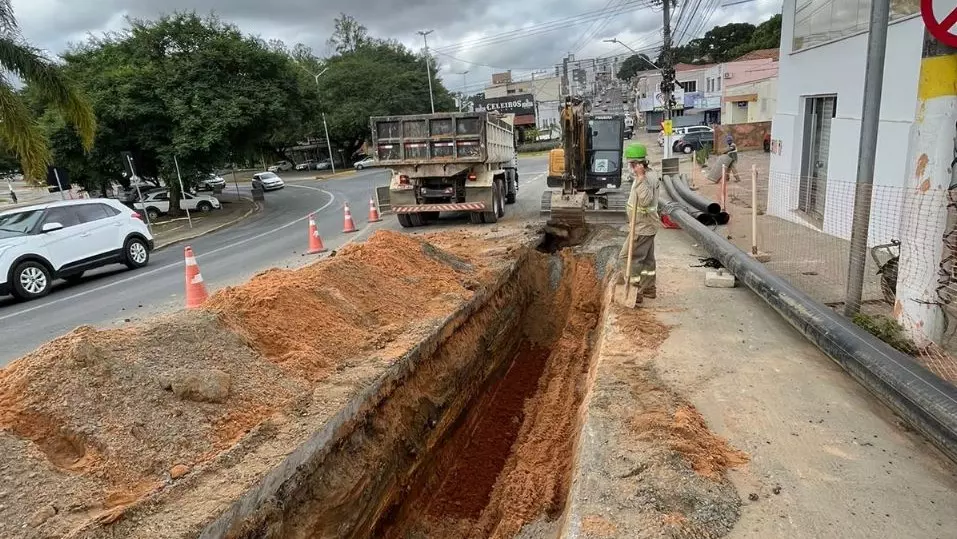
left=0, top=188, right=337, bottom=322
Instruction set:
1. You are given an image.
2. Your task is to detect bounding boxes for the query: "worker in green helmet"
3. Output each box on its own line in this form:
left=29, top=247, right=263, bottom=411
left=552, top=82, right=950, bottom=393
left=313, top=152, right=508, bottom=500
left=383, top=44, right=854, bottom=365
left=622, top=142, right=660, bottom=302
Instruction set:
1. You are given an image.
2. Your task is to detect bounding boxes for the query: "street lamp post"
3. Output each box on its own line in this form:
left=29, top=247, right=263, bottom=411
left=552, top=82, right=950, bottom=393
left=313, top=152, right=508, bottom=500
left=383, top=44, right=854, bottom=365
left=298, top=65, right=338, bottom=175
left=456, top=70, right=469, bottom=111
left=418, top=30, right=436, bottom=113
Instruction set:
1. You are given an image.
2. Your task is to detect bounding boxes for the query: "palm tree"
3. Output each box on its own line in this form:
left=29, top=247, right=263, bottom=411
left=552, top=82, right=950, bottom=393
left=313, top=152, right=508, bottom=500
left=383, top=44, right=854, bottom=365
left=0, top=0, right=95, bottom=181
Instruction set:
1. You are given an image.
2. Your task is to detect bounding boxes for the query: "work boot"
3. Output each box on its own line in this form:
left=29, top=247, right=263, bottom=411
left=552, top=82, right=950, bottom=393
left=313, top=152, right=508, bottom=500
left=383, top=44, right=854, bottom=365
left=643, top=287, right=657, bottom=299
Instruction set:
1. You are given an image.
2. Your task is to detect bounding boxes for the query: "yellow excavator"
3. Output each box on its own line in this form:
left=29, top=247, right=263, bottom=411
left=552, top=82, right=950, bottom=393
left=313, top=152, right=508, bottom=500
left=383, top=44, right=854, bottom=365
left=541, top=96, right=628, bottom=240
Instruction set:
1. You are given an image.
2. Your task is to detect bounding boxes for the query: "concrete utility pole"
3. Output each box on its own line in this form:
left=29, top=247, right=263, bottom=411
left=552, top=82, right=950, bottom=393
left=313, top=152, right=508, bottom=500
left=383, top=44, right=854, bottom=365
left=893, top=33, right=957, bottom=346
left=418, top=30, right=436, bottom=113
left=660, top=0, right=675, bottom=159
left=313, top=68, right=336, bottom=175
left=842, top=0, right=890, bottom=317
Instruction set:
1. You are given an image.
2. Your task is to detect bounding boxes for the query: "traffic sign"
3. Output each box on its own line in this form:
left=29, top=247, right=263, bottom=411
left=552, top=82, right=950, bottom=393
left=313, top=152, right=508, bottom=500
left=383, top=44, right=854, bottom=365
left=661, top=120, right=674, bottom=136
left=922, top=0, right=957, bottom=48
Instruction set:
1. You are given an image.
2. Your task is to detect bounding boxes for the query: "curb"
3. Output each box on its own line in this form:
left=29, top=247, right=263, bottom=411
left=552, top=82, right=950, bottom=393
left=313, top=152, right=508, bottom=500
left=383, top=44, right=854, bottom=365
left=153, top=198, right=261, bottom=251
left=313, top=170, right=358, bottom=181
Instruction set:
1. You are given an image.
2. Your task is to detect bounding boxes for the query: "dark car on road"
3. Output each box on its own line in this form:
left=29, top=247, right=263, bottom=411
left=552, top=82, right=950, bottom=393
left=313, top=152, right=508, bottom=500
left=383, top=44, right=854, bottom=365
left=675, top=130, right=715, bottom=154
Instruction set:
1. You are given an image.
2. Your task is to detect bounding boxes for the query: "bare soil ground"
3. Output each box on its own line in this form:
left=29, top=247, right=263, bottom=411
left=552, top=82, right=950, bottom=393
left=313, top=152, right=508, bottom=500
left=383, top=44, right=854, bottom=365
left=0, top=227, right=536, bottom=538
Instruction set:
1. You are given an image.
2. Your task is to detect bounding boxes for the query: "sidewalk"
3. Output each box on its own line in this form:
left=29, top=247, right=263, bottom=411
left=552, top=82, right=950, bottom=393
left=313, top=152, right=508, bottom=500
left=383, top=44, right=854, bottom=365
left=567, top=227, right=957, bottom=538
left=149, top=191, right=258, bottom=249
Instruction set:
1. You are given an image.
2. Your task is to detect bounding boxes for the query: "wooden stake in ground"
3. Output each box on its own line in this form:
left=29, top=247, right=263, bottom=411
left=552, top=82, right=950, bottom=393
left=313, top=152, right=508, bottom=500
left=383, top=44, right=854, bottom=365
left=616, top=192, right=640, bottom=308
left=751, top=164, right=758, bottom=256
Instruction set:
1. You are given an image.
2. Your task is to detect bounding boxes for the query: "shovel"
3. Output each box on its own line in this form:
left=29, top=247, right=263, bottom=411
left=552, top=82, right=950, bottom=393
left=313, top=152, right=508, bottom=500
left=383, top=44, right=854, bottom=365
left=615, top=199, right=640, bottom=308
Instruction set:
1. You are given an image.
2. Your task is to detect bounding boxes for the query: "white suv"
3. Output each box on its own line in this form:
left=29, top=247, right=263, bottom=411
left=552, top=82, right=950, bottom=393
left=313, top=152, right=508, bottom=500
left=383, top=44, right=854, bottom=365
left=0, top=199, right=154, bottom=300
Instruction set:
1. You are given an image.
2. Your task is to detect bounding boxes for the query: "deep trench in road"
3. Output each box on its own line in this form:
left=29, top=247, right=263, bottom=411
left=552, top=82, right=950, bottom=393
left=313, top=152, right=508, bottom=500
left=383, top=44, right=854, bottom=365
left=223, top=239, right=610, bottom=539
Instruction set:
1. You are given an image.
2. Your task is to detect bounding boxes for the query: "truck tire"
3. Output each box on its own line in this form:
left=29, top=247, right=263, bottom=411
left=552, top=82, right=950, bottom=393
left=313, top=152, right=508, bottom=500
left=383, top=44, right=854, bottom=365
left=469, top=212, right=484, bottom=224
left=505, top=170, right=517, bottom=204
left=397, top=213, right=415, bottom=228
left=410, top=213, right=427, bottom=227
left=483, top=181, right=502, bottom=224
left=423, top=211, right=440, bottom=221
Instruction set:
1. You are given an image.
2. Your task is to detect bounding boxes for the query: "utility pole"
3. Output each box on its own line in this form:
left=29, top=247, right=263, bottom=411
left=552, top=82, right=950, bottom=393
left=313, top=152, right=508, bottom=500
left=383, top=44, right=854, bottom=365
left=842, top=0, right=890, bottom=318
left=660, top=0, right=675, bottom=159
left=892, top=32, right=957, bottom=345
left=313, top=69, right=336, bottom=175
left=418, top=30, right=436, bottom=113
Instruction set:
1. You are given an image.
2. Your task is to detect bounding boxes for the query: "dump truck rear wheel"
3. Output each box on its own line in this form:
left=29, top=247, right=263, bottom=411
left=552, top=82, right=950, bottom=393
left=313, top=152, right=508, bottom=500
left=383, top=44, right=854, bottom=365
left=397, top=213, right=414, bottom=228
left=410, top=213, right=427, bottom=227
left=483, top=182, right=502, bottom=224
left=469, top=212, right=484, bottom=224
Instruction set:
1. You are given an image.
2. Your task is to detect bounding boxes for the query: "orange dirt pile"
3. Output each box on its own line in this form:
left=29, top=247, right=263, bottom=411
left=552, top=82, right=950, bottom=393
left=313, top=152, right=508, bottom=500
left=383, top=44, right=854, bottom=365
left=0, top=311, right=305, bottom=532
left=205, top=230, right=497, bottom=382
left=632, top=405, right=750, bottom=481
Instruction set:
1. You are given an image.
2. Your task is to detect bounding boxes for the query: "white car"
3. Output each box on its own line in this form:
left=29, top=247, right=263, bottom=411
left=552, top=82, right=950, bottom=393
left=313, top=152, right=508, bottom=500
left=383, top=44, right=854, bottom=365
left=0, top=199, right=153, bottom=300
left=658, top=125, right=714, bottom=148
left=201, top=174, right=226, bottom=191
left=251, top=172, right=285, bottom=191
left=267, top=161, right=294, bottom=172
left=134, top=190, right=222, bottom=221
left=354, top=157, right=375, bottom=170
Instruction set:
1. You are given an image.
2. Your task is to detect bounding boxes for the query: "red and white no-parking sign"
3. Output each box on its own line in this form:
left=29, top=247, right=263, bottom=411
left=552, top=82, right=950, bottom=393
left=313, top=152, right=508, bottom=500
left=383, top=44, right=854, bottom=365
left=922, top=0, right=957, bottom=48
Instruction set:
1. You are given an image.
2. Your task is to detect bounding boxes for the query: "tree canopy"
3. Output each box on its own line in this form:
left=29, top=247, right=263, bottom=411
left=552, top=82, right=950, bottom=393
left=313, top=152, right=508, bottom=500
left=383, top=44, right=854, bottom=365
left=661, top=14, right=782, bottom=65
left=316, top=15, right=455, bottom=159
left=37, top=13, right=312, bottom=212
left=616, top=53, right=657, bottom=81
left=0, top=0, right=95, bottom=182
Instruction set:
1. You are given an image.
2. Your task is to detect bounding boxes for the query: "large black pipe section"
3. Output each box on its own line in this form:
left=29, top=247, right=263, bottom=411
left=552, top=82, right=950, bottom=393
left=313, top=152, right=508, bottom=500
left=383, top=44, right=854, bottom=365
left=672, top=175, right=721, bottom=214
left=661, top=175, right=720, bottom=227
left=673, top=176, right=731, bottom=225
left=660, top=200, right=957, bottom=464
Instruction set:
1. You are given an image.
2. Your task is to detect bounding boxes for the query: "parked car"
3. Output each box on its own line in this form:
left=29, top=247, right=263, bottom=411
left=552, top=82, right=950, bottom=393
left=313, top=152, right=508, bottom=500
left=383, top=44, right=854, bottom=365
left=134, top=190, right=222, bottom=221
left=658, top=125, right=714, bottom=149
left=200, top=174, right=226, bottom=191
left=354, top=157, right=375, bottom=170
left=267, top=160, right=294, bottom=172
left=295, top=160, right=317, bottom=171
left=251, top=172, right=285, bottom=191
left=0, top=199, right=153, bottom=300
left=675, top=130, right=715, bottom=154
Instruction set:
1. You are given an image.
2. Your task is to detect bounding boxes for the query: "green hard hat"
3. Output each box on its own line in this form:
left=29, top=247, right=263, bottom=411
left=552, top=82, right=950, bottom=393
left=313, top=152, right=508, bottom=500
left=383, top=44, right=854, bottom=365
left=625, top=143, right=647, bottom=160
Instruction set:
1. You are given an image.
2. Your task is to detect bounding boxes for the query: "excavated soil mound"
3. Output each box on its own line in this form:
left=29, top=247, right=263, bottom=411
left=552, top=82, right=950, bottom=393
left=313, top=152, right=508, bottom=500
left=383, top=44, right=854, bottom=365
left=0, top=228, right=523, bottom=538
left=205, top=230, right=489, bottom=381
left=0, top=311, right=306, bottom=535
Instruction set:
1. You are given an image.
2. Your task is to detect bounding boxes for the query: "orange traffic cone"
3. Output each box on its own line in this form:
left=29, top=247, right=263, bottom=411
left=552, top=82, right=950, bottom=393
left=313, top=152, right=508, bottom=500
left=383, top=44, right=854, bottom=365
left=184, top=246, right=209, bottom=309
left=307, top=213, right=328, bottom=254
left=342, top=203, right=357, bottom=233
left=367, top=198, right=382, bottom=223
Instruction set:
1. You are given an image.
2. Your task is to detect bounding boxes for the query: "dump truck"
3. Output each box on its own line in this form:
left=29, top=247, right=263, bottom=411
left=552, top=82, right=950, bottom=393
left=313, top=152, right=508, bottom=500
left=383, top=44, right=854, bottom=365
left=370, top=112, right=518, bottom=227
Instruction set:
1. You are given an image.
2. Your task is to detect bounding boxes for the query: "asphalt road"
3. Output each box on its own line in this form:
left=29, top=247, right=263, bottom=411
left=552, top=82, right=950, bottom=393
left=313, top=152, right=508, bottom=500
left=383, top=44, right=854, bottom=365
left=0, top=155, right=550, bottom=365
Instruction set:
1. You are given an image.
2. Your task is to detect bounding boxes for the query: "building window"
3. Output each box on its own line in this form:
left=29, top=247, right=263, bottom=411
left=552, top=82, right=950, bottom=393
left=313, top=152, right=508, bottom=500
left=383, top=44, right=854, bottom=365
left=717, top=77, right=721, bottom=91
left=793, top=0, right=919, bottom=52
left=678, top=80, right=697, bottom=93
left=707, top=79, right=713, bottom=92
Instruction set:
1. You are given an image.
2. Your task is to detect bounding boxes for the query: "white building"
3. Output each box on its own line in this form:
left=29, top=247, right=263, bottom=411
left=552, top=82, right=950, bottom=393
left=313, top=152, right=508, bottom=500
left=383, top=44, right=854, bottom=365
left=768, top=0, right=922, bottom=242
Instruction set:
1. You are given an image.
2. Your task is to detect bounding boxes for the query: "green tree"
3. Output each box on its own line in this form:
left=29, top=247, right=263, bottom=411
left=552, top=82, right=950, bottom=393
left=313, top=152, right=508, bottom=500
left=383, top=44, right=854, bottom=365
left=616, top=53, right=657, bottom=81
left=663, top=15, right=782, bottom=65
left=315, top=15, right=455, bottom=159
left=0, top=0, right=95, bottom=182
left=729, top=14, right=782, bottom=58
left=327, top=14, right=369, bottom=54
left=45, top=13, right=311, bottom=214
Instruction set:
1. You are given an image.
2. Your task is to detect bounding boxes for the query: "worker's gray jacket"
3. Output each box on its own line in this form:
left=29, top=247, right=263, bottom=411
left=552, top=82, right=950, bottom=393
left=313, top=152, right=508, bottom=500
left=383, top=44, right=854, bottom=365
left=625, top=169, right=660, bottom=236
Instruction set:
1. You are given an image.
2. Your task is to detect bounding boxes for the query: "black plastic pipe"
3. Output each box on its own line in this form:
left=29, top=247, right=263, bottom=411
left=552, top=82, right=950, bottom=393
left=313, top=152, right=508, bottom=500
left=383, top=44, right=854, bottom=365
left=660, top=200, right=957, bottom=464
left=661, top=175, right=720, bottom=227
left=673, top=175, right=722, bottom=214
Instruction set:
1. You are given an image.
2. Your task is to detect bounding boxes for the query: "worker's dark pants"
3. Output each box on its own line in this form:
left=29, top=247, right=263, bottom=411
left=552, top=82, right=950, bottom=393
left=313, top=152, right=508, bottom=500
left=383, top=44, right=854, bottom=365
left=619, top=234, right=656, bottom=296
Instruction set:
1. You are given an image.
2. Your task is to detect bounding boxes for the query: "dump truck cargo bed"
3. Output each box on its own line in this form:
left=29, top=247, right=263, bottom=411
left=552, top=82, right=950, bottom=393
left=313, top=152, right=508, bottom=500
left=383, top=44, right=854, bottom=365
left=370, top=112, right=515, bottom=167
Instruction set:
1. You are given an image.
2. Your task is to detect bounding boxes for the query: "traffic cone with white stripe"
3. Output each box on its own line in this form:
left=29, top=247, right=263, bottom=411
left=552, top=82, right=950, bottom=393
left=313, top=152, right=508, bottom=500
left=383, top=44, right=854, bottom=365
left=342, top=203, right=357, bottom=233
left=307, top=213, right=328, bottom=254
left=184, top=246, right=209, bottom=309
left=367, top=198, right=382, bottom=223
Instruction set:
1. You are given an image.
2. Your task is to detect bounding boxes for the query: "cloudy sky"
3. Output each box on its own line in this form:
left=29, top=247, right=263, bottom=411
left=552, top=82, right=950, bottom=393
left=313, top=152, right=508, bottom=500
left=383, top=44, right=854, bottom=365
left=12, top=0, right=781, bottom=94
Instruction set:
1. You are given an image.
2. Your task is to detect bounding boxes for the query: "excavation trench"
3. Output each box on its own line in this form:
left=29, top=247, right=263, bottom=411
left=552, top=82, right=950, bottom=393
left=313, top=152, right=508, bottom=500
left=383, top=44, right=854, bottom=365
left=207, top=241, right=610, bottom=539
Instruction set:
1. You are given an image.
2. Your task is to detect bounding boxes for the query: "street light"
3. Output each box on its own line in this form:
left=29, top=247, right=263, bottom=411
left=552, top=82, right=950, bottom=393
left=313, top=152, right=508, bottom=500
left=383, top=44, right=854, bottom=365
left=603, top=39, right=660, bottom=69
left=456, top=70, right=469, bottom=111
left=418, top=30, right=436, bottom=113
left=297, top=63, right=336, bottom=175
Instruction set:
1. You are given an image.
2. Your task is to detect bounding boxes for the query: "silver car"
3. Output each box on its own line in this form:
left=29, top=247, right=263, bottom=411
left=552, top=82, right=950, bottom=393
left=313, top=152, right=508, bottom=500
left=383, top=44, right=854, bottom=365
left=251, top=172, right=285, bottom=191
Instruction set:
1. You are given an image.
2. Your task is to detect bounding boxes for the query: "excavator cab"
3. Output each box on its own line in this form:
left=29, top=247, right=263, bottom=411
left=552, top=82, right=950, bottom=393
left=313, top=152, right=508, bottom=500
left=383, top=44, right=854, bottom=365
left=543, top=97, right=629, bottom=239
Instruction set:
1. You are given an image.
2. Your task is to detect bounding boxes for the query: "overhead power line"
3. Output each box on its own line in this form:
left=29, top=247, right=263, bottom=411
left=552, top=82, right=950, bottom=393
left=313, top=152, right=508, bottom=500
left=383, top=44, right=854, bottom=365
left=434, top=0, right=657, bottom=54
